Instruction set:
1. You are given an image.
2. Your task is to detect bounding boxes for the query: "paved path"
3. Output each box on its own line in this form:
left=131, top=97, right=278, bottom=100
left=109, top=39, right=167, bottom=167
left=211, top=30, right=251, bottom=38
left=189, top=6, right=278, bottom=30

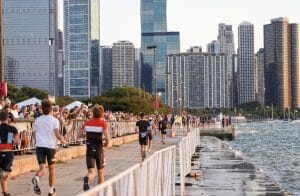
left=185, top=136, right=289, bottom=196
left=8, top=133, right=181, bottom=196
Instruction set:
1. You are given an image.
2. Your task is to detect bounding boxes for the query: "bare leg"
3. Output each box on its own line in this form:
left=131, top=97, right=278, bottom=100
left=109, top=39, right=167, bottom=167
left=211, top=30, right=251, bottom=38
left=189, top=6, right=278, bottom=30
left=35, top=164, right=46, bottom=177
left=97, top=168, right=104, bottom=184
left=48, top=164, right=55, bottom=188
left=1, top=172, right=9, bottom=193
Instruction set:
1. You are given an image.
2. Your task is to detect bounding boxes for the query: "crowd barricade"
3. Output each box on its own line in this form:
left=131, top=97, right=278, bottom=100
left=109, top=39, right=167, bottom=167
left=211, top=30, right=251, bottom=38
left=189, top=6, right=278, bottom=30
left=80, top=146, right=177, bottom=196
left=79, top=128, right=201, bottom=196
left=178, top=127, right=201, bottom=196
left=10, top=120, right=138, bottom=154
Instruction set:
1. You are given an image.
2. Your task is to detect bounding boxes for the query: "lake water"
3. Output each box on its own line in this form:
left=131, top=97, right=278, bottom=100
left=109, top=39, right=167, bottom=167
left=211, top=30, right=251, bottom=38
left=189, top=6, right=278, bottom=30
left=227, top=121, right=300, bottom=195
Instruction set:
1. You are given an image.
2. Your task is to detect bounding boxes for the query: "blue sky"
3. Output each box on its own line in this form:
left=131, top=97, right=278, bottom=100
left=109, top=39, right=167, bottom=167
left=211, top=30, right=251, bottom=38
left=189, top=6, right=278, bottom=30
left=59, top=0, right=300, bottom=52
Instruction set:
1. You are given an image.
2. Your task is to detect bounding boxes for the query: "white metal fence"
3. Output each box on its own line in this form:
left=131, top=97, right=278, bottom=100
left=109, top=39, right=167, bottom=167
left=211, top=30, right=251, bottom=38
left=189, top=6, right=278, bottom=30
left=80, top=146, right=176, bottom=196
left=79, top=128, right=201, bottom=196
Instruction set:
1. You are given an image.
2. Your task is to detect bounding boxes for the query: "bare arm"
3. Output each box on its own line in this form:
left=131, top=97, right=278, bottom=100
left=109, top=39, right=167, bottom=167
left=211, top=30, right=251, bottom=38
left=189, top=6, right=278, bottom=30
left=103, top=130, right=111, bottom=147
left=54, top=128, right=66, bottom=144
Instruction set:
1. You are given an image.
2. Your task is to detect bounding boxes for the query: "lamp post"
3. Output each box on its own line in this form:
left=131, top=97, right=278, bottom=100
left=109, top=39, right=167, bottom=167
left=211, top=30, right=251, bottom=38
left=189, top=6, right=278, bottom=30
left=147, top=45, right=158, bottom=110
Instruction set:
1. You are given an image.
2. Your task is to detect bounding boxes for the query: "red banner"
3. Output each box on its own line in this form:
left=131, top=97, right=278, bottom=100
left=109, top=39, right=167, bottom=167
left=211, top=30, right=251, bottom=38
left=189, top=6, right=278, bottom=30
left=0, top=82, right=7, bottom=97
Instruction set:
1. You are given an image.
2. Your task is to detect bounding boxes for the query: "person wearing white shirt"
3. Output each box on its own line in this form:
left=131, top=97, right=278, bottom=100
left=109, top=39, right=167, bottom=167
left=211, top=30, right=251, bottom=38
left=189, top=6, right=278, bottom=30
left=31, top=100, right=66, bottom=196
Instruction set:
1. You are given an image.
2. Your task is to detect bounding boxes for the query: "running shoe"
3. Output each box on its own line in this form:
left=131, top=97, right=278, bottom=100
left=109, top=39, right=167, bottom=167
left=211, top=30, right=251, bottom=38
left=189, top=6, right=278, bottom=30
left=2, top=192, right=11, bottom=196
left=48, top=188, right=56, bottom=196
left=83, top=176, right=90, bottom=191
left=32, top=177, right=41, bottom=195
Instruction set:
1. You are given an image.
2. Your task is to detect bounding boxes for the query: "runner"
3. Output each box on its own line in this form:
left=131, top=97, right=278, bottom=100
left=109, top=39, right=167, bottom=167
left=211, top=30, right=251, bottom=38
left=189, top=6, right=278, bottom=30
left=135, top=112, right=150, bottom=160
left=82, top=105, right=111, bottom=191
left=31, top=100, right=66, bottom=196
left=0, top=110, right=20, bottom=196
left=147, top=117, right=154, bottom=152
left=159, top=115, right=168, bottom=144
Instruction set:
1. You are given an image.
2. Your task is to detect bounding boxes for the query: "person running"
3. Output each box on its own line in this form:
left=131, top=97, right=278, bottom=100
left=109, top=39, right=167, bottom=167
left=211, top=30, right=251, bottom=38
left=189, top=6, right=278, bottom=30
left=32, top=100, right=66, bottom=196
left=82, top=105, right=111, bottom=191
left=158, top=115, right=168, bottom=144
left=147, top=117, right=154, bottom=152
left=135, top=112, right=150, bottom=160
left=0, top=110, right=20, bottom=196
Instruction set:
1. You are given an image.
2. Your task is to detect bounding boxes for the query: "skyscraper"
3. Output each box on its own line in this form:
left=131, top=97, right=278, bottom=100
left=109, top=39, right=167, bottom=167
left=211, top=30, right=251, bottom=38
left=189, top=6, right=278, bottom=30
left=112, top=41, right=135, bottom=88
left=238, top=22, right=255, bottom=104
left=64, top=0, right=100, bottom=98
left=140, top=0, right=180, bottom=102
left=166, top=53, right=227, bottom=109
left=56, top=30, right=64, bottom=96
left=3, top=0, right=57, bottom=95
left=101, top=46, right=112, bottom=92
left=217, top=24, right=235, bottom=107
left=255, top=48, right=265, bottom=106
left=207, top=40, right=220, bottom=54
left=264, top=18, right=299, bottom=108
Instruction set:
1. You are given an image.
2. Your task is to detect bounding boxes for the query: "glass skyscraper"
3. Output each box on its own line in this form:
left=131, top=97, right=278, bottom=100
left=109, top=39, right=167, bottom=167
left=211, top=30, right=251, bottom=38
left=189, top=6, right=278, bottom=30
left=3, top=0, right=57, bottom=95
left=140, top=0, right=180, bottom=102
left=64, top=0, right=100, bottom=98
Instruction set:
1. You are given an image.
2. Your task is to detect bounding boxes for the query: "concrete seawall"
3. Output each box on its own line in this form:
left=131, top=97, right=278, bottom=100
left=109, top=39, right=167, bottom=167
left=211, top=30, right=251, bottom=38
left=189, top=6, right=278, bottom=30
left=184, top=136, right=290, bottom=195
left=11, top=134, right=138, bottom=177
left=200, top=125, right=235, bottom=140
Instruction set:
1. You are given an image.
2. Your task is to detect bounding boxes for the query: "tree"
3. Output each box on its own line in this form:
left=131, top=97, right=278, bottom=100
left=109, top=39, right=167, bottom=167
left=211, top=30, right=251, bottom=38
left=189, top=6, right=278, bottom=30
left=7, top=83, right=48, bottom=103
left=56, top=96, right=74, bottom=107
left=90, top=86, right=168, bottom=114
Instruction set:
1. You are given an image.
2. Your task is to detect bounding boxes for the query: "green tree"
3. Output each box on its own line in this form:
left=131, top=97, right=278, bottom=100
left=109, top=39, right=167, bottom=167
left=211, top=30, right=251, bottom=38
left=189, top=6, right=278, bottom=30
left=56, top=96, right=75, bottom=107
left=90, top=86, right=168, bottom=114
left=7, top=83, right=48, bottom=103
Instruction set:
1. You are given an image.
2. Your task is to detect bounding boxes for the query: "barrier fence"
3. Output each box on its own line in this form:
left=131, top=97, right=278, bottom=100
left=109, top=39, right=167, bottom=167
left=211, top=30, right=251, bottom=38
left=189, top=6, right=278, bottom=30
left=79, top=128, right=201, bottom=196
left=10, top=120, right=137, bottom=154
left=80, top=146, right=177, bottom=196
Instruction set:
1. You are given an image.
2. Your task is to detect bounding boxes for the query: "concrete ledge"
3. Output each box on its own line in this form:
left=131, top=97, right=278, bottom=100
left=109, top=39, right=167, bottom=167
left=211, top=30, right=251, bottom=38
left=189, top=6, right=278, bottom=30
left=200, top=125, right=235, bottom=140
left=11, top=134, right=138, bottom=177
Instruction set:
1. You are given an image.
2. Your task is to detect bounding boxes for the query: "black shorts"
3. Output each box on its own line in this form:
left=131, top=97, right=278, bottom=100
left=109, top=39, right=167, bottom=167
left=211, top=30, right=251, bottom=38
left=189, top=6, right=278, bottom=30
left=0, top=152, right=14, bottom=172
left=160, top=129, right=167, bottom=135
left=36, top=147, right=56, bottom=165
left=139, top=132, right=148, bottom=146
left=86, top=143, right=105, bottom=170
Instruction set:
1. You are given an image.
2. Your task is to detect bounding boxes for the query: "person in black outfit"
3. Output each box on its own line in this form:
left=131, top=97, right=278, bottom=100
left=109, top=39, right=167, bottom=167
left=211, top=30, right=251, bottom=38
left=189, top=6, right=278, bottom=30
left=0, top=110, right=20, bottom=196
left=135, top=113, right=150, bottom=160
left=159, top=115, right=168, bottom=144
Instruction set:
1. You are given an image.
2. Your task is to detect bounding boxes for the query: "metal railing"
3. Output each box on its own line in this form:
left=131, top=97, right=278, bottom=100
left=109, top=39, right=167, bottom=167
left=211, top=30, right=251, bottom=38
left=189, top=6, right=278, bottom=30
left=9, top=120, right=137, bottom=154
left=78, top=128, right=201, bottom=196
left=80, top=146, right=177, bottom=196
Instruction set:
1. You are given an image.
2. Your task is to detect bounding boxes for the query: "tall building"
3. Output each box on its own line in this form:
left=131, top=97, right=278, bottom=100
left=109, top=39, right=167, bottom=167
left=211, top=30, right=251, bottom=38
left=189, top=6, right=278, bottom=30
left=238, top=22, right=255, bottom=104
left=166, top=53, right=227, bottom=109
left=101, top=46, right=112, bottom=92
left=134, top=48, right=141, bottom=88
left=56, top=30, right=64, bottom=96
left=112, top=41, right=135, bottom=88
left=255, top=48, right=265, bottom=106
left=207, top=40, right=220, bottom=54
left=264, top=18, right=299, bottom=108
left=140, top=0, right=180, bottom=102
left=187, top=46, right=202, bottom=53
left=64, top=0, right=100, bottom=98
left=3, top=0, right=57, bottom=95
left=217, top=23, right=235, bottom=107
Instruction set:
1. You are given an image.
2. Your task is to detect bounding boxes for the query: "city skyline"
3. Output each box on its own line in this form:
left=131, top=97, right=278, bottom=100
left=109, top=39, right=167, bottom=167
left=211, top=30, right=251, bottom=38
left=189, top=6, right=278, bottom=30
left=57, top=0, right=300, bottom=52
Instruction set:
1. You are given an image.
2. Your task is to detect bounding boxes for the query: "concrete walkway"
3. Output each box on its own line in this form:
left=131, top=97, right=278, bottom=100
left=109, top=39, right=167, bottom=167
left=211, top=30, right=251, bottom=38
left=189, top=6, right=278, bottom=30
left=8, top=133, right=181, bottom=196
left=185, top=136, right=289, bottom=196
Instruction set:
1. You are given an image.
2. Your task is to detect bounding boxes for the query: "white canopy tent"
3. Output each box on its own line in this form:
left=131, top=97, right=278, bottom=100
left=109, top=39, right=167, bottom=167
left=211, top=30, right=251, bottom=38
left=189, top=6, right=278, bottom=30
left=17, top=97, right=41, bottom=109
left=65, top=101, right=85, bottom=110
